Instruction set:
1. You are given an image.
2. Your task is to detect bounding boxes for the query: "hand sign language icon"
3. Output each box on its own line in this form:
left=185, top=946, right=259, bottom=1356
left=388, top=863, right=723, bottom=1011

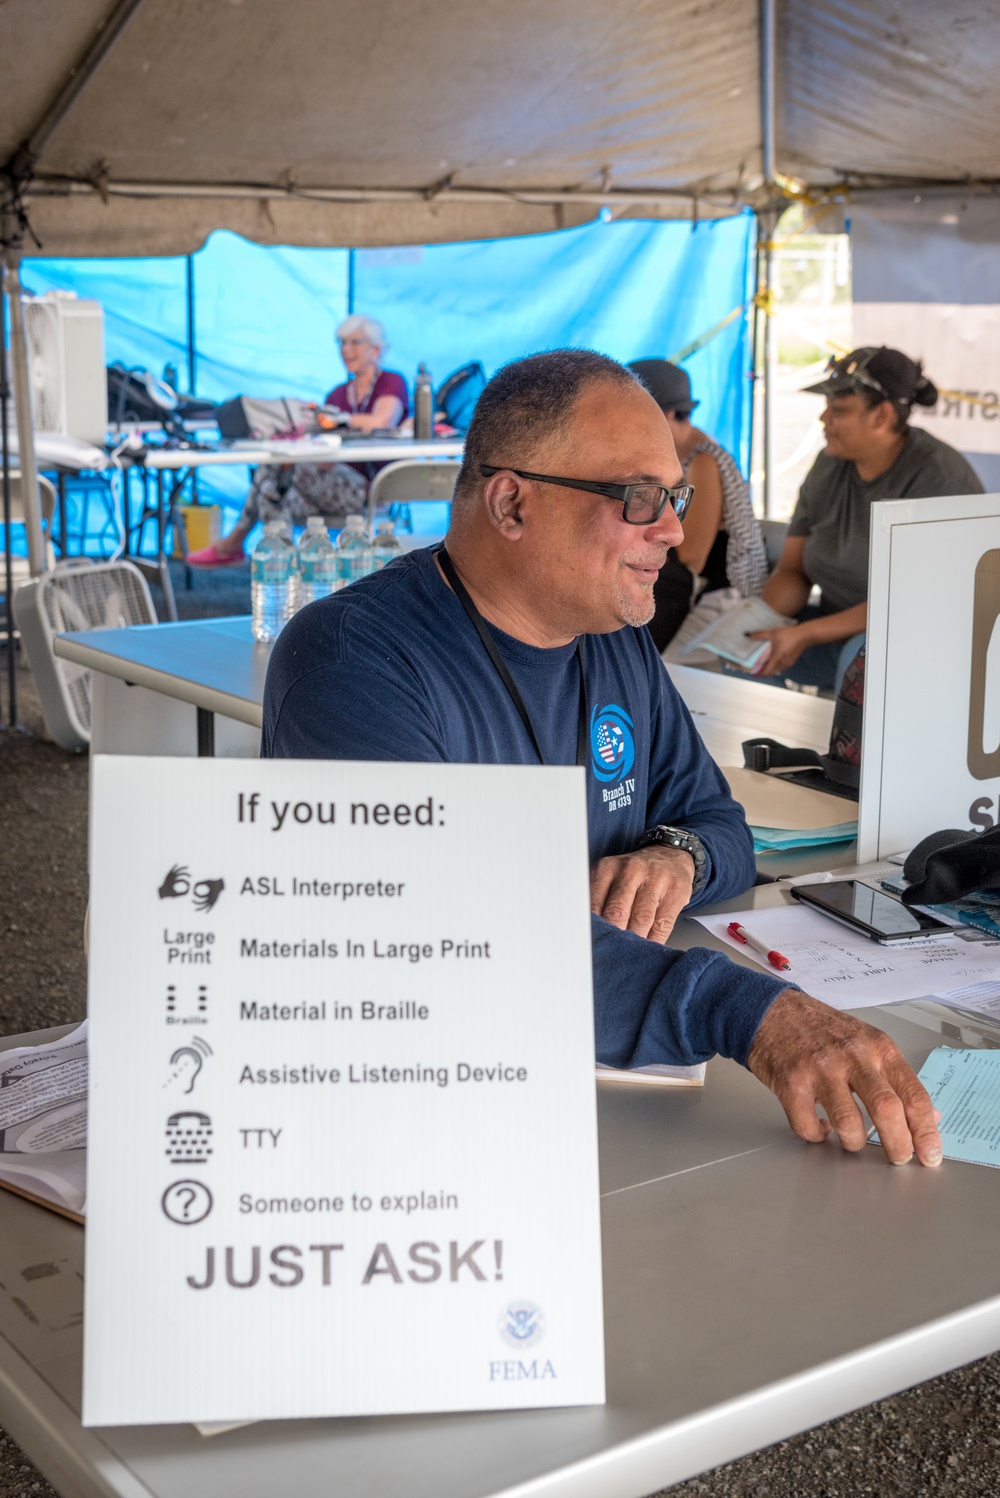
left=158, top=866, right=225, bottom=912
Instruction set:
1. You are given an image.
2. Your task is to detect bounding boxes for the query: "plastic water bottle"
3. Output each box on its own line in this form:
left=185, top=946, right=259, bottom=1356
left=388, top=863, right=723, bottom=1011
left=335, top=514, right=372, bottom=589
left=251, top=522, right=299, bottom=641
left=297, top=516, right=339, bottom=604
left=414, top=362, right=434, bottom=440
left=369, top=519, right=404, bottom=573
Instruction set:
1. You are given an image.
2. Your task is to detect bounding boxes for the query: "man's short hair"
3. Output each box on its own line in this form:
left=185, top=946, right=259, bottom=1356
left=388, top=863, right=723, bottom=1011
left=454, top=349, right=640, bottom=502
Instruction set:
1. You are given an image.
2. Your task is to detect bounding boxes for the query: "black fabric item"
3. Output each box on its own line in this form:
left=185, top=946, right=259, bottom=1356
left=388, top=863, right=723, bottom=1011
left=739, top=643, right=864, bottom=798
left=648, top=554, right=694, bottom=650
left=214, top=396, right=252, bottom=439
left=435, top=361, right=486, bottom=433
left=107, top=364, right=168, bottom=424
left=901, top=827, right=1000, bottom=906
left=627, top=358, right=700, bottom=414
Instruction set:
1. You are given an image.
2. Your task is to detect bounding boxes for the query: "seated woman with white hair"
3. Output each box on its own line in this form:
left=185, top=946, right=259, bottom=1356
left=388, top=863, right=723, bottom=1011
left=189, top=314, right=409, bottom=566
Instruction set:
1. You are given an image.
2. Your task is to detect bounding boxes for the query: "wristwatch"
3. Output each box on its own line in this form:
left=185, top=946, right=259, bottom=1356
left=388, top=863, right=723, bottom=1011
left=635, top=825, right=709, bottom=897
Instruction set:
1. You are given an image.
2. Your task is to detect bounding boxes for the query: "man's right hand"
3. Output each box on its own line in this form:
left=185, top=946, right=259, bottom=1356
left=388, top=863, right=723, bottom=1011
left=747, top=989, right=942, bottom=1167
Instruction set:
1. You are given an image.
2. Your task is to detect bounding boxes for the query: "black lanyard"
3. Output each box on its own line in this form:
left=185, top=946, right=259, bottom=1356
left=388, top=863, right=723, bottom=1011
left=438, top=547, right=588, bottom=769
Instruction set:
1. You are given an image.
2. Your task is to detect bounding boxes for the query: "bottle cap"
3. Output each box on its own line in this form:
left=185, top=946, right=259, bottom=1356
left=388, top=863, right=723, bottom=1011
left=376, top=521, right=394, bottom=534
left=306, top=516, right=326, bottom=531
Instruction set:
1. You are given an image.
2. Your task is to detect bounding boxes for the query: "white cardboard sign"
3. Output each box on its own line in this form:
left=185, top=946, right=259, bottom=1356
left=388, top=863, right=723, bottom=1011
left=860, top=494, right=1000, bottom=861
left=84, top=757, right=604, bottom=1426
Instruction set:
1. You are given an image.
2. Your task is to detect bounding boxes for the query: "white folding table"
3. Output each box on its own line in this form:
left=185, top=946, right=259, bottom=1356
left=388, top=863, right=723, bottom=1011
left=2, top=879, right=999, bottom=1498
left=120, top=437, right=463, bottom=619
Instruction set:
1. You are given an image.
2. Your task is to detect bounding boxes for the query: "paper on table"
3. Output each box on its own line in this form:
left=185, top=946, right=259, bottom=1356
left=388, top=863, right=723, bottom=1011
left=695, top=904, right=1000, bottom=1010
left=683, top=597, right=794, bottom=669
left=595, top=1062, right=706, bottom=1087
left=0, top=1022, right=88, bottom=1219
left=931, top=981, right=1000, bottom=1019
left=871, top=1048, right=1000, bottom=1168
left=750, top=823, right=857, bottom=853
left=724, top=767, right=857, bottom=832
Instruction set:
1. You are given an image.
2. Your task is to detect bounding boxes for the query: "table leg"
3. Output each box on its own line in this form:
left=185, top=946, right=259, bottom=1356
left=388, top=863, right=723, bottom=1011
left=196, top=707, right=215, bottom=757
left=156, top=471, right=179, bottom=622
left=57, top=472, right=68, bottom=557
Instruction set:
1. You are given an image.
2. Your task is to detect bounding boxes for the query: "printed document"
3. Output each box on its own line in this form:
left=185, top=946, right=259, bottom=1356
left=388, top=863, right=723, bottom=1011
left=0, top=1023, right=87, bottom=1219
left=695, top=904, right=1000, bottom=1010
left=871, top=1048, right=1000, bottom=1168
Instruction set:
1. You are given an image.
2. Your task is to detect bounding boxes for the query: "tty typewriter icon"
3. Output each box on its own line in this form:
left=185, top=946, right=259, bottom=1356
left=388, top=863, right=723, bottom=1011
left=165, top=1112, right=214, bottom=1166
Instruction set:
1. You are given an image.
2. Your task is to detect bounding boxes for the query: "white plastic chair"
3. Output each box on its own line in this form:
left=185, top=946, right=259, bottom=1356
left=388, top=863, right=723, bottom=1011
left=759, top=519, right=789, bottom=569
left=366, top=458, right=460, bottom=534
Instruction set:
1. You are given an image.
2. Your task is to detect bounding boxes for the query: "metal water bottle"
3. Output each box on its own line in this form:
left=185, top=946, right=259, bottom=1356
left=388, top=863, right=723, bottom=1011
left=414, top=362, right=434, bottom=441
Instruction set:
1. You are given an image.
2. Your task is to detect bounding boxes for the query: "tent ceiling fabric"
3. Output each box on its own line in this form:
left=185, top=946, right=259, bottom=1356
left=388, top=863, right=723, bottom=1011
left=2, top=0, right=999, bottom=257
left=782, top=2, right=1000, bottom=186
left=3, top=0, right=760, bottom=255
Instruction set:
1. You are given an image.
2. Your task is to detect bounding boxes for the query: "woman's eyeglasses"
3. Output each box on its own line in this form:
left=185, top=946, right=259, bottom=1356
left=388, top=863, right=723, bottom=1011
left=479, top=465, right=693, bottom=525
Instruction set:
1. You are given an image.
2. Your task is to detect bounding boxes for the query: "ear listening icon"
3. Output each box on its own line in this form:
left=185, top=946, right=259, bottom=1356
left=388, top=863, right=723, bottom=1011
left=165, top=1037, right=213, bottom=1094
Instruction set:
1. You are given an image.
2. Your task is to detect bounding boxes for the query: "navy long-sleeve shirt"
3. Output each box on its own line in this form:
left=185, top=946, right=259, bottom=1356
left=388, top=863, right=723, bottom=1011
left=262, top=546, right=786, bottom=1066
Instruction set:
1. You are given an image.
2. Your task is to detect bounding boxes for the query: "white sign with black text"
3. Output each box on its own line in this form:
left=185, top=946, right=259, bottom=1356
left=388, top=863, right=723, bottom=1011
left=83, top=757, right=604, bottom=1426
left=860, top=493, right=1000, bottom=860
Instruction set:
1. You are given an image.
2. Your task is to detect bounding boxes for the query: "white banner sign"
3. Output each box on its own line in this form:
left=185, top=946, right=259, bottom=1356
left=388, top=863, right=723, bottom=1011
left=84, top=757, right=604, bottom=1426
left=853, top=301, right=1000, bottom=458
left=860, top=495, right=1000, bottom=860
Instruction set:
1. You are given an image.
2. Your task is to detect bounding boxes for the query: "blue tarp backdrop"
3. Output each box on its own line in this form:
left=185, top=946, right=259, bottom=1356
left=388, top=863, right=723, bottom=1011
left=23, top=212, right=754, bottom=526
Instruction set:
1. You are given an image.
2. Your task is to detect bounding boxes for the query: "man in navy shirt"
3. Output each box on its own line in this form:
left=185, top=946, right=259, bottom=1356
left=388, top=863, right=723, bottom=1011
left=264, top=350, right=941, bottom=1169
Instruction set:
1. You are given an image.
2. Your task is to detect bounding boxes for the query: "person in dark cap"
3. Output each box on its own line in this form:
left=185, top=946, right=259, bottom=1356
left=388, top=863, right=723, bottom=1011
left=750, top=345, right=983, bottom=689
left=628, top=359, right=767, bottom=652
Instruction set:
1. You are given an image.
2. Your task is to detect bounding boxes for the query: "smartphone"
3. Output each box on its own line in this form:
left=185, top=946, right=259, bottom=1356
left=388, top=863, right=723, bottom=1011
left=790, top=880, right=952, bottom=943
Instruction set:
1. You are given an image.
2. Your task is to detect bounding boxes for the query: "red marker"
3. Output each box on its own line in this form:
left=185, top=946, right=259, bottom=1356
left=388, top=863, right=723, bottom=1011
left=727, top=921, right=791, bottom=972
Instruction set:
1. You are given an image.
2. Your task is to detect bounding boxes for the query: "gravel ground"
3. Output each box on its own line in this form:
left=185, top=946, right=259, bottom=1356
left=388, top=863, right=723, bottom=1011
left=1, top=562, right=1000, bottom=1496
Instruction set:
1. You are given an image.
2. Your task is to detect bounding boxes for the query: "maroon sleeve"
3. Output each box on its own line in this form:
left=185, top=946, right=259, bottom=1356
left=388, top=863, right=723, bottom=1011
left=375, top=370, right=410, bottom=422
left=323, top=381, right=350, bottom=410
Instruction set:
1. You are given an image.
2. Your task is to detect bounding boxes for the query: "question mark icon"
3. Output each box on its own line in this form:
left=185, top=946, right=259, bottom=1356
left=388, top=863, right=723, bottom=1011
left=162, top=1180, right=213, bottom=1225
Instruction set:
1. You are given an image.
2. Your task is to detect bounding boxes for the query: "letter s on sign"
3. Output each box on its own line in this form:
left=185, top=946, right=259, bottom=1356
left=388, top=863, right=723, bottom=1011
left=970, top=796, right=996, bottom=832
left=269, top=1245, right=304, bottom=1287
left=407, top=1241, right=441, bottom=1283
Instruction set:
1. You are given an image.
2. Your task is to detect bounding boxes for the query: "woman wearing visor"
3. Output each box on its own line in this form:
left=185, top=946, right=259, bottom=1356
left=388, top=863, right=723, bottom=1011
left=750, top=345, right=982, bottom=690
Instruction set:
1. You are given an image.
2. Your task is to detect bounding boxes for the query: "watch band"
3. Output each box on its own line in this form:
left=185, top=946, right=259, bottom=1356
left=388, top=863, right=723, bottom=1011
left=636, top=825, right=709, bottom=897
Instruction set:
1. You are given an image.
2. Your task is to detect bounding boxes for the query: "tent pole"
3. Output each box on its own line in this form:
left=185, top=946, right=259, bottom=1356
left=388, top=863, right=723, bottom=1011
left=1, top=265, right=18, bottom=729
left=760, top=0, right=777, bottom=188
left=6, top=262, right=45, bottom=576
left=186, top=254, right=196, bottom=395
left=186, top=252, right=198, bottom=503
left=762, top=213, right=778, bottom=519
left=758, top=0, right=779, bottom=518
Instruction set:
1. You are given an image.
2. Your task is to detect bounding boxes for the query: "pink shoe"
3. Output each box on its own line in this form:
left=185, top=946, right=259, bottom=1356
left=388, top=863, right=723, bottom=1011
left=187, top=543, right=246, bottom=568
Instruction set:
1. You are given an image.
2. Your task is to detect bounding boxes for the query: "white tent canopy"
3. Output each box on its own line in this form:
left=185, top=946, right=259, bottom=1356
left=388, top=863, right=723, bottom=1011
left=3, top=0, right=1000, bottom=257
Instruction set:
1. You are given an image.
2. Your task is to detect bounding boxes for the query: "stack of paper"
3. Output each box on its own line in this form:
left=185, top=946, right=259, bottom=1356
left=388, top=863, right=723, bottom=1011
left=682, top=597, right=794, bottom=670
left=723, top=767, right=857, bottom=852
left=696, top=903, right=1000, bottom=1011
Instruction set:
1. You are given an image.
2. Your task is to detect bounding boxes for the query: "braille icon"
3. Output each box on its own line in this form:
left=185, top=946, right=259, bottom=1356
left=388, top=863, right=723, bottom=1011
left=165, top=1111, right=213, bottom=1165
left=197, top=985, right=207, bottom=1013
left=166, top=985, right=177, bottom=1014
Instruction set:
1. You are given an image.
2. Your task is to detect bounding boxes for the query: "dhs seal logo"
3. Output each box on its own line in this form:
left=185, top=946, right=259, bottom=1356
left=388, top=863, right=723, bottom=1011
left=499, top=1301, right=545, bottom=1349
left=590, top=703, right=635, bottom=784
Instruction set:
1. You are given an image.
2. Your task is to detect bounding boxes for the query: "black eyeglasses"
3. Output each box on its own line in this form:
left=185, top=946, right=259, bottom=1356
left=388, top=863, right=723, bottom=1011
left=479, top=465, right=693, bottom=524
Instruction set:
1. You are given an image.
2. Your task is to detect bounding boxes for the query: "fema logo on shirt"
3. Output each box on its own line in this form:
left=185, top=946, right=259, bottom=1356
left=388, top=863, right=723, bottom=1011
left=590, top=703, right=635, bottom=784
